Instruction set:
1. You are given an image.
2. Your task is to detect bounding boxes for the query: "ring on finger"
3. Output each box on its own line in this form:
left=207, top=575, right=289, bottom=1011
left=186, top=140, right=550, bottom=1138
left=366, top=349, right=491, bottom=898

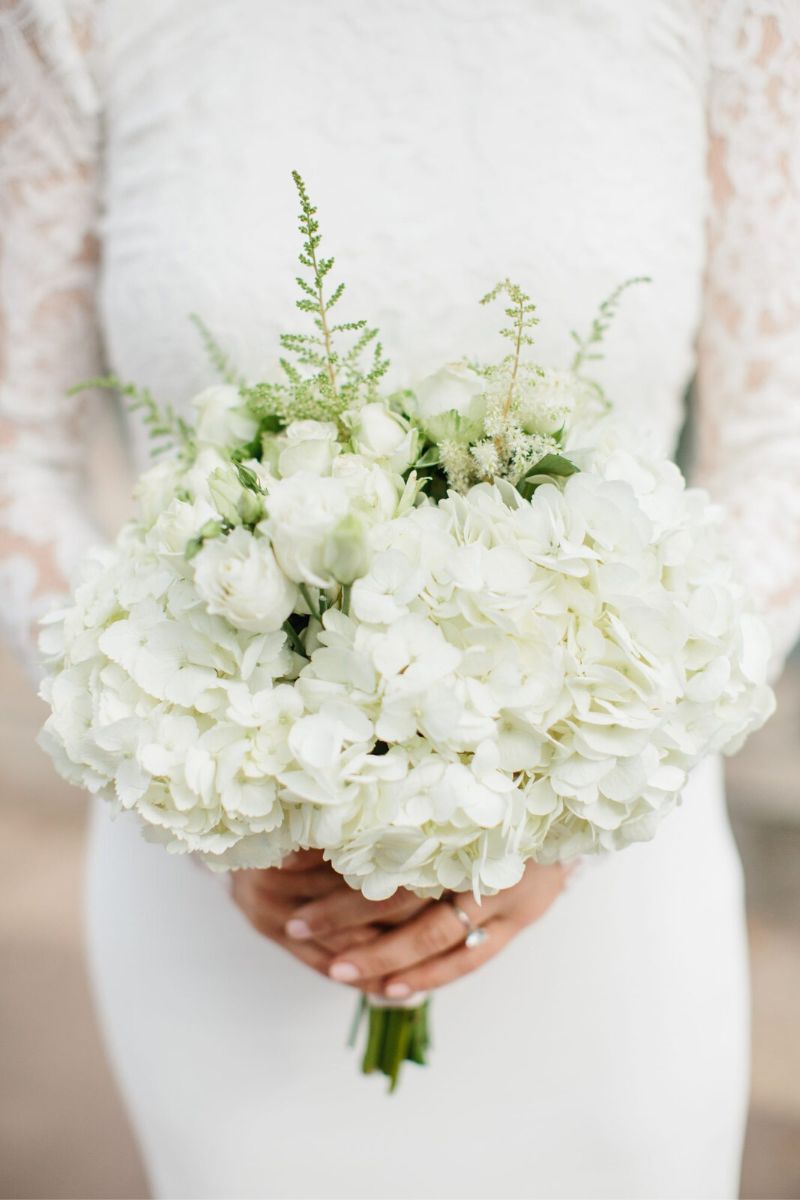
left=445, top=895, right=489, bottom=949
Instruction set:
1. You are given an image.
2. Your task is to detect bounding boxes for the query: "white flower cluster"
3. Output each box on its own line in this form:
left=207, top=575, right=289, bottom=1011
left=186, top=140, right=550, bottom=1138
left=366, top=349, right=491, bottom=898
left=39, top=380, right=775, bottom=899
left=294, top=447, right=774, bottom=896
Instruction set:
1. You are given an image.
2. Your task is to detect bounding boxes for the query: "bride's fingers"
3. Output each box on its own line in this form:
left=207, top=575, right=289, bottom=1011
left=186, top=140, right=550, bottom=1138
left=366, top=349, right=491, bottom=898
left=233, top=874, right=377, bottom=956
left=325, top=896, right=497, bottom=986
left=285, top=887, right=427, bottom=941
left=277, top=936, right=333, bottom=978
left=279, top=849, right=327, bottom=871
left=316, top=925, right=382, bottom=955
left=379, top=918, right=516, bottom=996
left=248, top=866, right=343, bottom=901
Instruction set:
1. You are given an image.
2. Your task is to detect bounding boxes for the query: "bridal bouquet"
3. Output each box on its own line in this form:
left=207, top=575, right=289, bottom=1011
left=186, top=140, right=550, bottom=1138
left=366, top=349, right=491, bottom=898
left=39, top=173, right=774, bottom=1088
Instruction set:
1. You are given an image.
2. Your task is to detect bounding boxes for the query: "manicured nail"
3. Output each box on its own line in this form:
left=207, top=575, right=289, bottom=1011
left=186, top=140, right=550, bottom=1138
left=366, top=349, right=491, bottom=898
left=329, top=961, right=360, bottom=982
left=384, top=982, right=411, bottom=999
left=285, top=918, right=312, bottom=940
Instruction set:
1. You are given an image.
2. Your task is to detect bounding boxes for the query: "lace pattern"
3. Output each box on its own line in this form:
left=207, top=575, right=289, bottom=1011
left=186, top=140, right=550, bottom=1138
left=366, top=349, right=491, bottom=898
left=697, top=0, right=800, bottom=675
left=0, top=0, right=104, bottom=674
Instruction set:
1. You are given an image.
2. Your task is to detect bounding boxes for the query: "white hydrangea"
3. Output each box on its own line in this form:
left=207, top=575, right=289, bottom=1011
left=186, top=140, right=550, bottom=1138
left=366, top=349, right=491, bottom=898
left=289, top=448, right=774, bottom=896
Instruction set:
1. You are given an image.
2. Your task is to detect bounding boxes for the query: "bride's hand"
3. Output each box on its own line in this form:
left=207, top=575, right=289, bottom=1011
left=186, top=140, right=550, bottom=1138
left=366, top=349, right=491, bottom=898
left=230, top=850, right=430, bottom=974
left=296, top=861, right=574, bottom=998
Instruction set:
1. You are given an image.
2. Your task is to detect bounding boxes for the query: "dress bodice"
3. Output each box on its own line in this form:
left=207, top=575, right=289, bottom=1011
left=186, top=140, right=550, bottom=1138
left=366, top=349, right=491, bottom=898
left=1, top=0, right=798, bottom=674
left=98, top=0, right=709, bottom=465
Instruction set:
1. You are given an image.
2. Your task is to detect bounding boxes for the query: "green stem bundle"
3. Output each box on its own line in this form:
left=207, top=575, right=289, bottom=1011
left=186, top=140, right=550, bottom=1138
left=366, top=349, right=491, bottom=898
left=350, top=997, right=431, bottom=1092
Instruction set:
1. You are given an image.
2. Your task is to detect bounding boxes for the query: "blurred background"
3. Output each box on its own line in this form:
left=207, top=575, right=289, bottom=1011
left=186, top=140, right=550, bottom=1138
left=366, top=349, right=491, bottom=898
left=1, top=402, right=799, bottom=1200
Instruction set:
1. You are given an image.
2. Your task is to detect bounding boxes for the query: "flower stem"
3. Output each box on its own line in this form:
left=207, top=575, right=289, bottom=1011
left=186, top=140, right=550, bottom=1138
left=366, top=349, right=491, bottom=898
left=298, top=583, right=321, bottom=621
left=281, top=620, right=306, bottom=657
left=351, top=998, right=431, bottom=1093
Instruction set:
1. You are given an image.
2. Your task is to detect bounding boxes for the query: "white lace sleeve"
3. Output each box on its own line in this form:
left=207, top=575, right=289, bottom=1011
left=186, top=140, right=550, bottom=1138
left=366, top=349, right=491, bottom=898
left=0, top=0, right=105, bottom=674
left=696, top=0, right=800, bottom=680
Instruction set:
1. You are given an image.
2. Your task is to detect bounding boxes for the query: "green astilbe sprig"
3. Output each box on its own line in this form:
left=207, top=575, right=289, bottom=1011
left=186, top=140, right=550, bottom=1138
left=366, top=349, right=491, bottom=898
left=435, top=277, right=649, bottom=496
left=242, top=171, right=389, bottom=428
left=189, top=313, right=248, bottom=388
left=67, top=376, right=195, bottom=459
left=457, top=279, right=562, bottom=489
left=569, top=276, right=651, bottom=389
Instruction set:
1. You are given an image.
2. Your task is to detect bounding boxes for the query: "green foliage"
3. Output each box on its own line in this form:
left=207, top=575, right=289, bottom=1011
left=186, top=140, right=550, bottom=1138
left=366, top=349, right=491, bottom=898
left=234, top=462, right=264, bottom=494
left=68, top=375, right=194, bottom=459
left=570, top=276, right=650, bottom=375
left=481, top=278, right=540, bottom=351
left=189, top=314, right=247, bottom=388
left=516, top=452, right=579, bottom=499
left=414, top=445, right=442, bottom=469
left=185, top=518, right=225, bottom=560
left=242, top=171, right=389, bottom=428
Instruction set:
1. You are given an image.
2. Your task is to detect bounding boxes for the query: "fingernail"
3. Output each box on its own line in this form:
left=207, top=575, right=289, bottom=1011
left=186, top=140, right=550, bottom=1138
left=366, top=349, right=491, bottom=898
left=329, top=961, right=360, bottom=983
left=384, top=982, right=411, bottom=999
left=285, top=919, right=312, bottom=940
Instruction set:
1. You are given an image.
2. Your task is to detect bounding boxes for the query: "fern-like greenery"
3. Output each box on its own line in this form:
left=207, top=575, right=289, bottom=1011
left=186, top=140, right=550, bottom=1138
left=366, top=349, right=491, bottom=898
left=242, top=171, right=389, bottom=428
left=67, top=376, right=194, bottom=458
left=479, top=278, right=540, bottom=423
left=570, top=276, right=650, bottom=374
left=189, top=313, right=247, bottom=388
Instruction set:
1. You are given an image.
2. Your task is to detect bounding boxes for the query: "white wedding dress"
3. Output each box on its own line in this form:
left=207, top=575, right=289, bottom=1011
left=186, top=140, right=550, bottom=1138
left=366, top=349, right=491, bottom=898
left=2, top=2, right=799, bottom=1198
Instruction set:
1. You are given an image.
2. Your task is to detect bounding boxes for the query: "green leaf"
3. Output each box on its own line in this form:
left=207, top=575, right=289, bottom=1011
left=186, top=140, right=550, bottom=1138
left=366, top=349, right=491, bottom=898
left=414, top=445, right=441, bottom=469
left=185, top=518, right=224, bottom=560
left=524, top=452, right=579, bottom=478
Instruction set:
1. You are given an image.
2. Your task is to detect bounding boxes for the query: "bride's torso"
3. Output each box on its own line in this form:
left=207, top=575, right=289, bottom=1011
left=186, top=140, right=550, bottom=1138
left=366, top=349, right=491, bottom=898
left=95, top=0, right=710, bottom=466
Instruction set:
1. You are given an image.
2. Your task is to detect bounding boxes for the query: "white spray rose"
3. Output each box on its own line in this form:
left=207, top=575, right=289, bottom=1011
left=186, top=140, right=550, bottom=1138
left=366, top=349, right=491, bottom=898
left=351, top=403, right=418, bottom=473
left=278, top=420, right=340, bottom=477
left=332, top=454, right=400, bottom=523
left=262, top=472, right=354, bottom=587
left=193, top=527, right=297, bottom=632
left=407, top=363, right=488, bottom=443
left=192, top=385, right=259, bottom=450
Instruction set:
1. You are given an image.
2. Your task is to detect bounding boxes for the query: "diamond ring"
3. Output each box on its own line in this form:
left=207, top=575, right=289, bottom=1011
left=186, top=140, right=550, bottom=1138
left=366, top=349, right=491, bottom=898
left=447, top=898, right=489, bottom=949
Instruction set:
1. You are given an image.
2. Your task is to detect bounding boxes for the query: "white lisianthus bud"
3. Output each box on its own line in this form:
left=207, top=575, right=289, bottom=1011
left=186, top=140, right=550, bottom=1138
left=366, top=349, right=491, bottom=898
left=351, top=403, right=418, bottom=473
left=322, top=513, right=370, bottom=585
left=193, top=527, right=297, bottom=632
left=262, top=472, right=353, bottom=587
left=278, top=420, right=340, bottom=477
left=406, top=363, right=488, bottom=443
left=208, top=466, right=263, bottom=526
left=192, top=385, right=259, bottom=450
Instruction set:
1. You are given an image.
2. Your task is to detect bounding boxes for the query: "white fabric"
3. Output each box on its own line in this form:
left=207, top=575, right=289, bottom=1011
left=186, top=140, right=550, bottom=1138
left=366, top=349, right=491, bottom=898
left=1, top=1, right=799, bottom=1197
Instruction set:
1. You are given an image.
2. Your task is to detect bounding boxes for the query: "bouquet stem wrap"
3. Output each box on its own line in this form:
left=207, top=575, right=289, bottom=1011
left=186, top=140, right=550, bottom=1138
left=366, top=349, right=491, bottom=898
left=350, top=993, right=431, bottom=1092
